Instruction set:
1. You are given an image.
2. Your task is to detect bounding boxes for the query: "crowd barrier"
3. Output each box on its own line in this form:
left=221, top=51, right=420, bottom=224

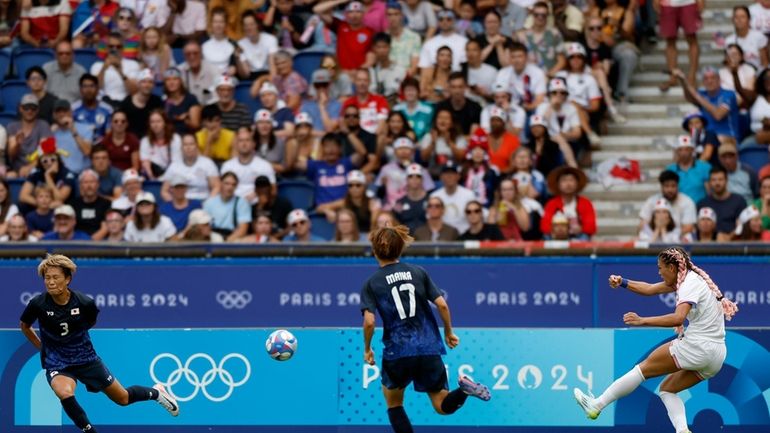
left=2, top=257, right=769, bottom=328
left=1, top=328, right=769, bottom=433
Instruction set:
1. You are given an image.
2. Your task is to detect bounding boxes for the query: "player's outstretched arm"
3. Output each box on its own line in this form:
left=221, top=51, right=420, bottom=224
left=623, top=303, right=692, bottom=328
left=433, top=296, right=459, bottom=349
left=609, top=275, right=675, bottom=296
left=363, top=310, right=376, bottom=365
left=19, top=321, right=41, bottom=350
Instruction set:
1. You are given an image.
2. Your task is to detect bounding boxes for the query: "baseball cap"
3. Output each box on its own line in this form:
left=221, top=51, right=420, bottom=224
left=385, top=1, right=402, bottom=10
left=489, top=106, right=507, bottom=121
left=566, top=42, right=586, bottom=57
left=311, top=69, right=331, bottom=84
left=163, top=67, right=182, bottom=79
left=347, top=170, right=366, bottom=185
left=492, top=82, right=511, bottom=95
left=187, top=209, right=212, bottom=226
left=294, top=112, right=313, bottom=126
left=437, top=9, right=455, bottom=19
left=548, top=78, right=568, bottom=94
left=53, top=99, right=71, bottom=111
left=346, top=1, right=363, bottom=12
left=20, top=94, right=39, bottom=106
left=440, top=160, right=461, bottom=174
left=121, top=169, right=144, bottom=185
left=676, top=135, right=694, bottom=149
left=254, top=109, right=273, bottom=123
left=259, top=82, right=279, bottom=95
left=287, top=209, right=309, bottom=225
left=718, top=142, right=738, bottom=156
left=552, top=211, right=569, bottom=225
left=653, top=198, right=673, bottom=213
left=393, top=137, right=415, bottom=150
left=735, top=205, right=761, bottom=235
left=698, top=207, right=717, bottom=222
left=214, top=74, right=236, bottom=89
left=529, top=115, right=547, bottom=128
left=681, top=110, right=707, bottom=132
left=137, top=68, right=154, bottom=82
left=168, top=173, right=191, bottom=187
left=469, top=127, right=489, bottom=148
left=54, top=204, right=76, bottom=218
left=136, top=191, right=156, bottom=204
left=406, top=163, right=423, bottom=177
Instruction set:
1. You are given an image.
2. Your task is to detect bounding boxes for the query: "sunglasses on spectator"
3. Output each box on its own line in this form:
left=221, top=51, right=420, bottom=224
left=41, top=156, right=57, bottom=164
left=348, top=183, right=364, bottom=188
left=108, top=44, right=123, bottom=49
left=314, top=83, right=329, bottom=88
left=588, top=26, right=602, bottom=31
left=21, top=104, right=38, bottom=111
left=291, top=220, right=307, bottom=227
left=57, top=51, right=72, bottom=55
left=550, top=91, right=568, bottom=96
left=118, top=14, right=132, bottom=20
left=465, top=207, right=482, bottom=215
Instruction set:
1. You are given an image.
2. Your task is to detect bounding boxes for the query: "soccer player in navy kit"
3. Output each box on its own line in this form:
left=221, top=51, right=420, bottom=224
left=20, top=254, right=179, bottom=433
left=361, top=225, right=491, bottom=433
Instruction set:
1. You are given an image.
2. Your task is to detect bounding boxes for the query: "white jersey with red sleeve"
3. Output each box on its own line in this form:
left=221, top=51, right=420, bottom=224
left=676, top=271, right=725, bottom=343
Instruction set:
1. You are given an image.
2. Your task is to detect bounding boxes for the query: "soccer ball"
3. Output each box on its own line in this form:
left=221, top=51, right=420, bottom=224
left=265, top=329, right=297, bottom=361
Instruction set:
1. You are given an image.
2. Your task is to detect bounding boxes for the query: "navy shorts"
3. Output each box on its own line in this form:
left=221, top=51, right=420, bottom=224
left=381, top=355, right=448, bottom=393
left=46, top=360, right=115, bottom=393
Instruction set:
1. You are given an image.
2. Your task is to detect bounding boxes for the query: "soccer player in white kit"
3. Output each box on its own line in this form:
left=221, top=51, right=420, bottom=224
left=574, top=246, right=739, bottom=433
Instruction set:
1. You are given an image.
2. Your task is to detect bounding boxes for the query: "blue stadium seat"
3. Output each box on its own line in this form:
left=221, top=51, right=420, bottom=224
left=0, top=112, right=17, bottom=128
left=172, top=48, right=185, bottom=66
left=309, top=212, right=335, bottom=241
left=739, top=145, right=770, bottom=173
left=278, top=180, right=315, bottom=210
left=234, top=81, right=260, bottom=117
left=74, top=48, right=99, bottom=72
left=7, top=178, right=24, bottom=204
left=0, top=51, right=10, bottom=79
left=13, top=48, right=54, bottom=79
left=1, top=80, right=30, bottom=113
left=144, top=180, right=163, bottom=201
left=292, top=51, right=325, bottom=84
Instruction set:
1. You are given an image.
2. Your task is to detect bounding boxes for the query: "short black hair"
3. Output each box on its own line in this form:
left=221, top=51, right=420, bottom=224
left=448, top=71, right=466, bottom=83
left=658, top=170, right=680, bottom=184
left=26, top=66, right=46, bottom=81
left=321, top=133, right=341, bottom=146
left=505, top=40, right=528, bottom=54
left=709, top=166, right=728, bottom=178
left=201, top=104, right=222, bottom=120
left=90, top=144, right=109, bottom=157
left=79, top=73, right=99, bottom=87
left=373, top=32, right=391, bottom=45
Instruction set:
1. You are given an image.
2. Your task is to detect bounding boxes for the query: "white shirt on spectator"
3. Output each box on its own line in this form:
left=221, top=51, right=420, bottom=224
left=2, top=204, right=19, bottom=222
left=638, top=225, right=682, bottom=243
left=419, top=134, right=468, bottom=158
left=401, top=1, right=437, bottom=35
left=220, top=155, right=277, bottom=198
left=139, top=134, right=183, bottom=171
left=534, top=102, right=580, bottom=136
left=202, top=37, right=235, bottom=74
left=122, top=0, right=169, bottom=28
left=124, top=216, right=177, bottom=242
left=725, top=31, right=768, bottom=68
left=161, top=156, right=219, bottom=200
left=639, top=193, right=697, bottom=227
left=750, top=3, right=770, bottom=35
left=495, top=64, right=547, bottom=106
left=556, top=70, right=601, bottom=108
left=90, top=59, right=141, bottom=102
left=750, top=95, right=770, bottom=132
left=719, top=64, right=756, bottom=95
left=430, top=186, right=476, bottom=233
left=172, top=0, right=207, bottom=35
left=468, top=63, right=499, bottom=97
left=178, top=60, right=220, bottom=106
left=480, top=104, right=526, bottom=132
left=418, top=32, right=468, bottom=71
left=238, top=33, right=278, bottom=73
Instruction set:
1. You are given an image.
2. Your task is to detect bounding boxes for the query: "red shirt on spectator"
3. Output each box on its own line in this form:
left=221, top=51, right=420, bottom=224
left=102, top=131, right=140, bottom=171
left=331, top=18, right=374, bottom=70
left=21, top=0, right=71, bottom=42
left=341, top=94, right=389, bottom=135
left=540, top=195, right=597, bottom=237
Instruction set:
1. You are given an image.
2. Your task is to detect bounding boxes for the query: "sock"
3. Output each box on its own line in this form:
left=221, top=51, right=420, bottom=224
left=60, top=396, right=96, bottom=432
left=387, top=406, right=414, bottom=433
left=660, top=391, right=689, bottom=433
left=595, top=365, right=645, bottom=410
left=440, top=388, right=469, bottom=414
left=127, top=385, right=159, bottom=404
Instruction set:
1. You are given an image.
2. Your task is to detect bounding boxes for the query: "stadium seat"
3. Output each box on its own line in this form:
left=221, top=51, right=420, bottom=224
left=74, top=48, right=99, bottom=72
left=172, top=48, right=185, bottom=66
left=0, top=51, right=10, bottom=79
left=739, top=146, right=770, bottom=173
left=292, top=51, right=325, bottom=84
left=1, top=80, right=30, bottom=114
left=0, top=112, right=17, bottom=128
left=278, top=180, right=315, bottom=210
left=13, top=48, right=54, bottom=79
left=143, top=181, right=162, bottom=201
left=309, top=212, right=335, bottom=240
left=234, top=81, right=260, bottom=117
left=7, top=178, right=24, bottom=204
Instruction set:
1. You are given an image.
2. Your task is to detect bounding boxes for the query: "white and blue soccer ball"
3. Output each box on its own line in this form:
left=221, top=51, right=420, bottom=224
left=265, top=329, right=297, bottom=361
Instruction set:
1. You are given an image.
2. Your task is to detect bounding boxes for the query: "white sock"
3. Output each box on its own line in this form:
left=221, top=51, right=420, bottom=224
left=595, top=365, right=645, bottom=410
left=660, top=391, right=689, bottom=433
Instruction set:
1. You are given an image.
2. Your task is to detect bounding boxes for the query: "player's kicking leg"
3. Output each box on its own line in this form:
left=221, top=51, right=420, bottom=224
left=50, top=374, right=98, bottom=432
left=103, top=379, right=179, bottom=416
left=429, top=375, right=491, bottom=416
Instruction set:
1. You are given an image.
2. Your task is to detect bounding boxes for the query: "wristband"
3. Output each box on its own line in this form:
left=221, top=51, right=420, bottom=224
left=620, top=278, right=629, bottom=289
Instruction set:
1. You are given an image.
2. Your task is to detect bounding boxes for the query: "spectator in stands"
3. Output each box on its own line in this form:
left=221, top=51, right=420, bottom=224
left=465, top=39, right=498, bottom=104
left=484, top=108, right=520, bottom=174
left=73, top=74, right=113, bottom=143
left=637, top=198, right=684, bottom=243
left=101, top=110, right=139, bottom=171
left=334, top=208, right=365, bottom=242
left=166, top=0, right=207, bottom=48
left=535, top=78, right=583, bottom=158
left=681, top=110, right=720, bottom=167
left=309, top=56, right=354, bottom=102
left=237, top=11, right=277, bottom=81
left=253, top=110, right=286, bottom=175
left=19, top=0, right=70, bottom=48
left=315, top=0, right=374, bottom=72
left=207, top=75, right=251, bottom=132
left=119, top=68, right=163, bottom=138
left=414, top=196, right=459, bottom=241
left=666, top=135, right=711, bottom=204
left=0, top=124, right=7, bottom=177
left=19, top=137, right=75, bottom=209
left=474, top=10, right=513, bottom=71
left=420, top=46, right=454, bottom=103
left=179, top=40, right=220, bottom=106
left=264, top=0, right=312, bottom=52
left=0, top=214, right=38, bottom=242
left=749, top=0, right=770, bottom=34
left=728, top=6, right=768, bottom=69
left=253, top=82, right=295, bottom=138
left=70, top=0, right=118, bottom=48
left=558, top=43, right=602, bottom=147
left=692, top=207, right=717, bottom=242
left=401, top=0, right=436, bottom=38
left=51, top=99, right=93, bottom=174
left=480, top=83, right=526, bottom=142
left=159, top=173, right=201, bottom=231
left=252, top=175, right=292, bottom=233
left=202, top=7, right=238, bottom=76
left=459, top=200, right=505, bottom=241
left=517, top=1, right=565, bottom=77
left=124, top=192, right=176, bottom=242
left=718, top=142, right=759, bottom=204
left=140, top=109, right=183, bottom=179
left=266, top=51, right=308, bottom=112
left=101, top=208, right=125, bottom=241
left=163, top=68, right=201, bottom=135
left=161, top=133, right=219, bottom=201
left=592, top=0, right=637, bottom=106
left=284, top=113, right=320, bottom=175
left=284, top=209, right=324, bottom=242
left=374, top=210, right=397, bottom=228
left=720, top=44, right=756, bottom=109
left=207, top=0, right=251, bottom=40
left=0, top=179, right=19, bottom=236
left=239, top=211, right=277, bottom=243
left=511, top=147, right=547, bottom=200
left=0, top=0, right=19, bottom=50
left=676, top=67, right=741, bottom=144
left=582, top=16, right=626, bottom=124
left=342, top=69, right=389, bottom=136
left=488, top=178, right=532, bottom=241
left=138, top=26, right=173, bottom=79
left=756, top=174, right=770, bottom=229
left=394, top=77, right=434, bottom=141
left=122, top=0, right=167, bottom=29
left=386, top=2, right=420, bottom=76
left=111, top=168, right=144, bottom=213
left=26, top=67, right=56, bottom=124
left=431, top=160, right=476, bottom=233
left=376, top=137, right=433, bottom=210
left=495, top=41, right=547, bottom=114
left=89, top=145, right=122, bottom=199
left=393, top=163, right=427, bottom=233
left=196, top=104, right=234, bottom=166
left=369, top=33, right=405, bottom=105
left=110, top=7, right=139, bottom=58
left=337, top=104, right=379, bottom=175
left=377, top=111, right=417, bottom=165
left=734, top=204, right=770, bottom=240
left=362, top=0, right=387, bottom=32
left=698, top=166, right=746, bottom=241
left=203, top=171, right=251, bottom=240
left=436, top=72, right=481, bottom=136
left=547, top=211, right=570, bottom=240
left=300, top=70, right=343, bottom=134
left=43, top=41, right=85, bottom=104
left=70, top=169, right=111, bottom=238
left=25, top=185, right=54, bottom=237
left=221, top=127, right=277, bottom=200
left=42, top=204, right=92, bottom=240
left=91, top=32, right=141, bottom=106
left=176, top=209, right=224, bottom=242
left=420, top=108, right=467, bottom=177
left=745, top=68, right=770, bottom=147
left=541, top=166, right=595, bottom=240
left=419, top=9, right=467, bottom=72
left=639, top=169, right=697, bottom=237
left=656, top=0, right=701, bottom=88
left=7, top=95, right=52, bottom=178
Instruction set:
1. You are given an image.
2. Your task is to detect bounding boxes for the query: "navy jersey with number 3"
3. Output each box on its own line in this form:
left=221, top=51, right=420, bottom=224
left=20, top=289, right=101, bottom=370
left=360, top=262, right=446, bottom=360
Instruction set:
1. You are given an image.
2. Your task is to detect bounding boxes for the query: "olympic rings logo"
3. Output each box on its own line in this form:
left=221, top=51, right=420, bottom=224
left=20, top=292, right=40, bottom=305
left=216, top=291, right=253, bottom=309
left=149, top=353, right=251, bottom=402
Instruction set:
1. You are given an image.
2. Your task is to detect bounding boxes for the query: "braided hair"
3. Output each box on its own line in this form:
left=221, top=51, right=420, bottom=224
left=658, top=247, right=739, bottom=321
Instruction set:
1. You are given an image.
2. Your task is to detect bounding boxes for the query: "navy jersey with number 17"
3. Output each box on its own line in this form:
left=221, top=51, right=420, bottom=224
left=360, top=262, right=446, bottom=361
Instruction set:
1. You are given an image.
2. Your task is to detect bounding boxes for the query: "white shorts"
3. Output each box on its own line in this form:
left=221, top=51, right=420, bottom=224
left=669, top=338, right=726, bottom=379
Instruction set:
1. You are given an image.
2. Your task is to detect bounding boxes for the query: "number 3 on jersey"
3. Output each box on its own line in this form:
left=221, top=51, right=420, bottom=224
left=59, top=322, right=69, bottom=336
left=391, top=283, right=416, bottom=320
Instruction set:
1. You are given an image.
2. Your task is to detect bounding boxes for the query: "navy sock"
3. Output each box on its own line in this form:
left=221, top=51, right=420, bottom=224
left=387, top=406, right=414, bottom=433
left=60, top=396, right=96, bottom=432
left=127, top=385, right=159, bottom=404
left=440, top=388, right=469, bottom=414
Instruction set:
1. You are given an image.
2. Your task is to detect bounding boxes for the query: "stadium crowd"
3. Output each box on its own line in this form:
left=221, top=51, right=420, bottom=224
left=0, top=0, right=768, bottom=243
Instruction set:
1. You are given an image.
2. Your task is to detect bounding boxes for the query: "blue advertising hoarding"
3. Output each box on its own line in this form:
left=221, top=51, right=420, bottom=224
left=2, top=328, right=770, bottom=432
